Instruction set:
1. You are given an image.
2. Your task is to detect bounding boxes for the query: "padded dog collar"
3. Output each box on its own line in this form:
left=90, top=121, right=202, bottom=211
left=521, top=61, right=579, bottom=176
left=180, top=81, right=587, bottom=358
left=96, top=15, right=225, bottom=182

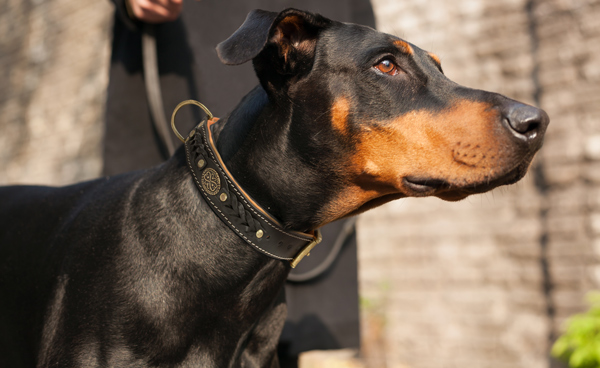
left=184, top=118, right=321, bottom=268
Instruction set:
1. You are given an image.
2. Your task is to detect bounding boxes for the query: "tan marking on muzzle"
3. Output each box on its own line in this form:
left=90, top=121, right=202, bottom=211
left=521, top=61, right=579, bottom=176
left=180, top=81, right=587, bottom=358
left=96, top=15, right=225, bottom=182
left=317, top=100, right=519, bottom=225
left=354, top=100, right=506, bottom=185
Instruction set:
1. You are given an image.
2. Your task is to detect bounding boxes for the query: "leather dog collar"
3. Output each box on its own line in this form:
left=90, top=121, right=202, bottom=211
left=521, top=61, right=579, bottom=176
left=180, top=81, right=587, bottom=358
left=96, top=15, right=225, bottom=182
left=183, top=116, right=321, bottom=268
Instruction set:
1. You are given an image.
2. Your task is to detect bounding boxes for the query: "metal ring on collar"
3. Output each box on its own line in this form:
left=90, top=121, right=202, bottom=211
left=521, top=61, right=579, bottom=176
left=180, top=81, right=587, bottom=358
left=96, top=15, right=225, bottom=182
left=171, top=100, right=214, bottom=143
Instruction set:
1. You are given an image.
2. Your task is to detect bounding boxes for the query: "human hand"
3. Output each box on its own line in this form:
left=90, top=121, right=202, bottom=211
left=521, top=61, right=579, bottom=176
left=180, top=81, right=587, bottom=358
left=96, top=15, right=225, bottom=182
left=127, top=0, right=183, bottom=23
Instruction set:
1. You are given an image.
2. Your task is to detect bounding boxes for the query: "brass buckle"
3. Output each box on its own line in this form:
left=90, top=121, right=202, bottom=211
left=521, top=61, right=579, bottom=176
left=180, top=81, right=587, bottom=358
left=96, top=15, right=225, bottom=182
left=290, top=229, right=322, bottom=268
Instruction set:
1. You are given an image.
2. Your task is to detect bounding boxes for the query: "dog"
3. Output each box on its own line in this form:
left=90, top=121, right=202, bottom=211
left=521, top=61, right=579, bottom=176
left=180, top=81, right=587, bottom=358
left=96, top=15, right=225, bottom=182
left=0, top=8, right=549, bottom=368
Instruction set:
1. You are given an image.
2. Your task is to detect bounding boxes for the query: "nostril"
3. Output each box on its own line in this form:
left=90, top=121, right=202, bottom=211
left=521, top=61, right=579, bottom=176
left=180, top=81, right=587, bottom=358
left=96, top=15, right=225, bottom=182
left=506, top=116, right=540, bottom=135
left=504, top=104, right=547, bottom=141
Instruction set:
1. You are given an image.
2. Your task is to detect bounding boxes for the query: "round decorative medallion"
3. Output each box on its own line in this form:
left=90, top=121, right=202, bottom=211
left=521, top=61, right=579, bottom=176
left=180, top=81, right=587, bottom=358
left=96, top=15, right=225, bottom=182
left=201, top=168, right=221, bottom=195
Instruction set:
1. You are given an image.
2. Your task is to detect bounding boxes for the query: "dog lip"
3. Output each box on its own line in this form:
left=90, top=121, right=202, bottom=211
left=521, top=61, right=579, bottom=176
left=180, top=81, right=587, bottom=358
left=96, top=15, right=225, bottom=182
left=403, top=177, right=449, bottom=193
left=450, top=165, right=526, bottom=195
left=404, top=165, right=525, bottom=197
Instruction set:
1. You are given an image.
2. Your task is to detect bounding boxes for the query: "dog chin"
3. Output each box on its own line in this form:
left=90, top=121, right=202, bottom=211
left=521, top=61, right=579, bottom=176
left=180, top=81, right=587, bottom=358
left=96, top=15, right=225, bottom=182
left=436, top=160, right=532, bottom=201
left=403, top=155, right=534, bottom=201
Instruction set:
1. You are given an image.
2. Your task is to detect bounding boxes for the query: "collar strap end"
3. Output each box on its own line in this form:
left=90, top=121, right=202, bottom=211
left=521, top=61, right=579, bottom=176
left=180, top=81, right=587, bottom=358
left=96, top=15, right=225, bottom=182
left=290, top=230, right=322, bottom=268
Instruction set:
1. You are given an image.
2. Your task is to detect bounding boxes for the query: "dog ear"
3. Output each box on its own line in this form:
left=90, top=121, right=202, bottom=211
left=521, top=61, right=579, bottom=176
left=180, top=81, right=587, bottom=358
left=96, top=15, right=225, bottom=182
left=216, top=10, right=279, bottom=66
left=217, top=8, right=331, bottom=67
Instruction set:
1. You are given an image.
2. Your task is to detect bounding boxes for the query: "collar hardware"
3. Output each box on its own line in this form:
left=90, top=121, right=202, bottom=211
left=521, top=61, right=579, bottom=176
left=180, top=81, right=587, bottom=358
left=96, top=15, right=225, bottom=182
left=175, top=101, right=322, bottom=268
left=290, top=230, right=323, bottom=268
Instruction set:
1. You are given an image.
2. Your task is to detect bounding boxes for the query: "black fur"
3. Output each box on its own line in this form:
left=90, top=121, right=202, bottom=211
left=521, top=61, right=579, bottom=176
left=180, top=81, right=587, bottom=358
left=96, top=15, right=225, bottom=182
left=0, top=8, right=548, bottom=367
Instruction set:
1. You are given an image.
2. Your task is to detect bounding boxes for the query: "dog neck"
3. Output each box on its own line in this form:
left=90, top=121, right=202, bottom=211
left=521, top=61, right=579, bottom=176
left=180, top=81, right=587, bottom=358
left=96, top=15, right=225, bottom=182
left=185, top=115, right=322, bottom=267
left=213, top=86, right=341, bottom=233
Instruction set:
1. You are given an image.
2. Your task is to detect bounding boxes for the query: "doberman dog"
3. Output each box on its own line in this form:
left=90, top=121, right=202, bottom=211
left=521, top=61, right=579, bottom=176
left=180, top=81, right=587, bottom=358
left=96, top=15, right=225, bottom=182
left=0, top=8, right=548, bottom=368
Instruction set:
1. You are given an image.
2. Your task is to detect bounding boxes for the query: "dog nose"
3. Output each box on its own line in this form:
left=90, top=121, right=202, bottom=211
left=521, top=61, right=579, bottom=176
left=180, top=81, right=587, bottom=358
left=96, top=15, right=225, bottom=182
left=503, top=103, right=549, bottom=143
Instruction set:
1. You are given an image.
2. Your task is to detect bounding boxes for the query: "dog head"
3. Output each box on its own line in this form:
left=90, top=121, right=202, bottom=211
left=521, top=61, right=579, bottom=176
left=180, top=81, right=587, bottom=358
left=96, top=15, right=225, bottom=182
left=217, top=9, right=549, bottom=226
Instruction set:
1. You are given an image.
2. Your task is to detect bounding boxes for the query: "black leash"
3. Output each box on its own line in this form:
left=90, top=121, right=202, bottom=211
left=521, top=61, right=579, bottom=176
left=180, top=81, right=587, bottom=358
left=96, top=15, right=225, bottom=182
left=142, top=24, right=175, bottom=158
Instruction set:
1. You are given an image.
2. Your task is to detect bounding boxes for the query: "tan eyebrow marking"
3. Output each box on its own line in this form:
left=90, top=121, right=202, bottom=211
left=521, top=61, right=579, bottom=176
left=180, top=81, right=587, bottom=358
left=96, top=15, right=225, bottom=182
left=393, top=40, right=414, bottom=55
left=428, top=52, right=441, bottom=66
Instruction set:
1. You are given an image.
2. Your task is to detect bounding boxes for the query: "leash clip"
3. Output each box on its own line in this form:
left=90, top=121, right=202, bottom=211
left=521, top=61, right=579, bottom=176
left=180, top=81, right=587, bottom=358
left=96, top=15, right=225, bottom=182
left=171, top=100, right=214, bottom=143
left=290, top=229, right=322, bottom=268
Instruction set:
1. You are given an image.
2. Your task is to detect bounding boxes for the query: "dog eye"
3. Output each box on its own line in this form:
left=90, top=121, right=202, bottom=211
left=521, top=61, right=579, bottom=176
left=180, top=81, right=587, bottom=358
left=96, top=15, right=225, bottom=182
left=374, top=59, right=399, bottom=75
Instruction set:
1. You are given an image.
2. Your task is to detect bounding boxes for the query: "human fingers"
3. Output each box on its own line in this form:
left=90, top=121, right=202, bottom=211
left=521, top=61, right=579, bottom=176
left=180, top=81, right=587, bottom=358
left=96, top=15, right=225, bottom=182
left=128, top=0, right=182, bottom=23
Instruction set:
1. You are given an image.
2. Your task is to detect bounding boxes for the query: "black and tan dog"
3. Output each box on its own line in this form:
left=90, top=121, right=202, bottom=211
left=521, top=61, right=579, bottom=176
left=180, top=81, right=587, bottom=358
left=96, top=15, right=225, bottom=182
left=0, top=8, right=548, bottom=368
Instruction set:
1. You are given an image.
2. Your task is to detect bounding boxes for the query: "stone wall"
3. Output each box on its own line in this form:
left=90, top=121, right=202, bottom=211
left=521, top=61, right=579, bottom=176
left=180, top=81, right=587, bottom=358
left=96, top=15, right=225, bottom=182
left=535, top=0, right=600, bottom=326
left=0, top=0, right=111, bottom=186
left=1, top=1, right=599, bottom=368
left=358, top=0, right=600, bottom=367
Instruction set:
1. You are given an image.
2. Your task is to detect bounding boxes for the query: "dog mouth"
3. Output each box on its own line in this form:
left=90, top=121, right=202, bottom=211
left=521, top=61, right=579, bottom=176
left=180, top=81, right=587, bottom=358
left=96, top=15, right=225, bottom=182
left=403, top=163, right=529, bottom=200
left=403, top=177, right=450, bottom=194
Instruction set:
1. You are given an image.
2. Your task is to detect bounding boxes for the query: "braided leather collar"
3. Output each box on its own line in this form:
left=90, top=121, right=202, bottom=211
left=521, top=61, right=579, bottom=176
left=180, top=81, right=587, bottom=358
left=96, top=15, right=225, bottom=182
left=184, top=118, right=322, bottom=268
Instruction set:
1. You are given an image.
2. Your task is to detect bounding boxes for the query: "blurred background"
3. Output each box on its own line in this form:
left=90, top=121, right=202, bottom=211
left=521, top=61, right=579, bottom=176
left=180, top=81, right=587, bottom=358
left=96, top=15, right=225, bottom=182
left=1, top=0, right=599, bottom=367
